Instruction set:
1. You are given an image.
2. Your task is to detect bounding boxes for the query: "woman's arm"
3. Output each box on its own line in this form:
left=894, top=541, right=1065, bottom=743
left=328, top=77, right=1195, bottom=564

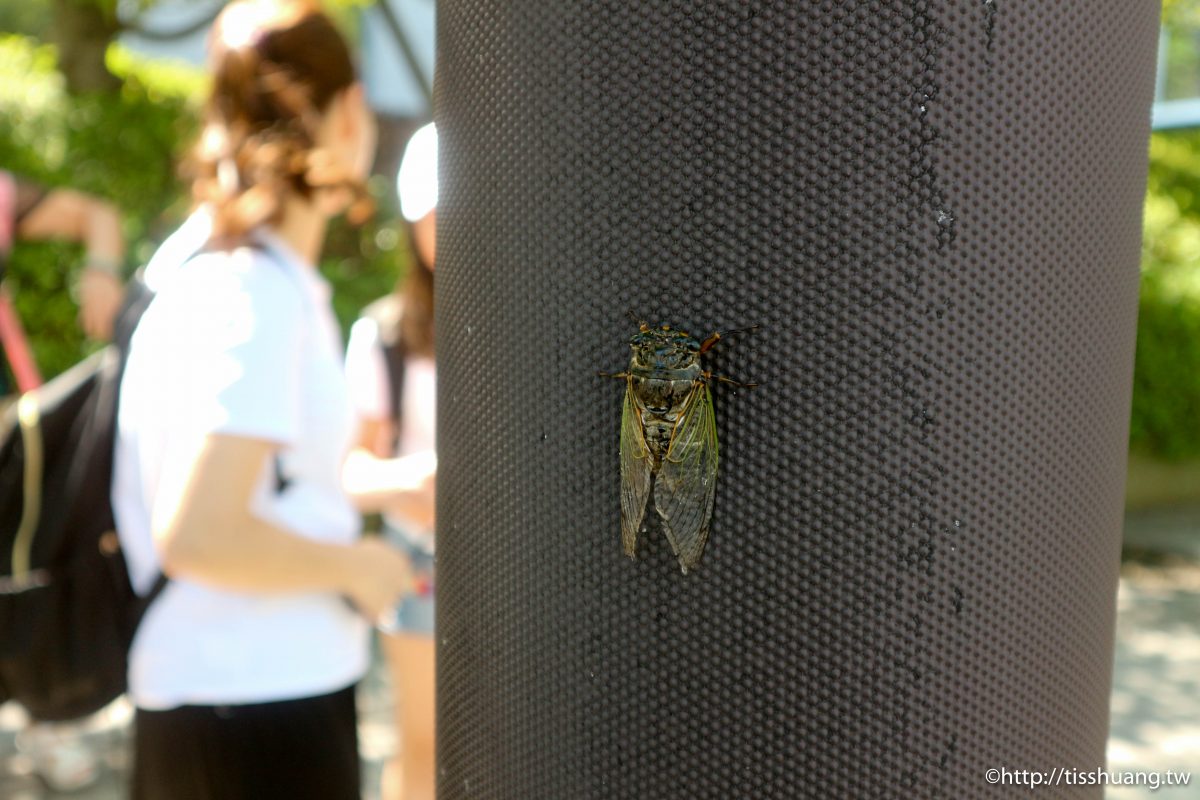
left=342, top=318, right=437, bottom=523
left=342, top=440, right=437, bottom=526
left=155, top=432, right=413, bottom=620
left=15, top=187, right=125, bottom=340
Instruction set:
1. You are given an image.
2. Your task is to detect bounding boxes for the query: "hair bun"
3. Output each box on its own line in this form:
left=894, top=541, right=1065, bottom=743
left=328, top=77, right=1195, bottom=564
left=187, top=1, right=369, bottom=241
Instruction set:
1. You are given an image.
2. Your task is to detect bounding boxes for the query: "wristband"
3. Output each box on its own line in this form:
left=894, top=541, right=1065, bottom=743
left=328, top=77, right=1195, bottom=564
left=82, top=256, right=122, bottom=277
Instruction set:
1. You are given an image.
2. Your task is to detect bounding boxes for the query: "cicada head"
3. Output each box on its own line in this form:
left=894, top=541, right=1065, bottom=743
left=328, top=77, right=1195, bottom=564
left=628, top=323, right=702, bottom=372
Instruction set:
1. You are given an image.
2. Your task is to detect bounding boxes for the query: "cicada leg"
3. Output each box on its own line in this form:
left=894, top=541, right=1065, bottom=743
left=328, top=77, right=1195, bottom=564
left=703, top=370, right=759, bottom=389
left=698, top=325, right=761, bottom=354
left=714, top=374, right=759, bottom=389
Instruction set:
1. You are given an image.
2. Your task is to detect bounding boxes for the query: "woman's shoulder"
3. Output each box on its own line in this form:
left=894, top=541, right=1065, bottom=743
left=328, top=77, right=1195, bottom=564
left=146, top=213, right=297, bottom=292
left=140, top=246, right=307, bottom=352
left=143, top=211, right=213, bottom=289
left=174, top=243, right=282, bottom=285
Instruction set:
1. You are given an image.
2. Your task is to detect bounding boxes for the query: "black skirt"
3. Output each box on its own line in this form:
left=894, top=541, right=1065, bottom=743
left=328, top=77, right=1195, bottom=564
left=131, top=684, right=360, bottom=800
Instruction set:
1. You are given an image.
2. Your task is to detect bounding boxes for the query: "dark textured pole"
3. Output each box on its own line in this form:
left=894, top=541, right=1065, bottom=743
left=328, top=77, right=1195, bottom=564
left=435, top=3, right=1161, bottom=797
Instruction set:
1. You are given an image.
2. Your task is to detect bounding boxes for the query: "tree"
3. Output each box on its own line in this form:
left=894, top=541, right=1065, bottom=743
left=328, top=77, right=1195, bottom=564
left=1, top=0, right=191, bottom=94
left=3, top=0, right=375, bottom=95
left=50, top=0, right=124, bottom=93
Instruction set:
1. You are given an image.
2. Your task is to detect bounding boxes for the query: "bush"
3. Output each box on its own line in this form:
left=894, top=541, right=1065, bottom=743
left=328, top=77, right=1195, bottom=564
left=0, top=35, right=198, bottom=376
left=0, top=34, right=402, bottom=382
left=1131, top=266, right=1200, bottom=460
left=1133, top=129, right=1200, bottom=461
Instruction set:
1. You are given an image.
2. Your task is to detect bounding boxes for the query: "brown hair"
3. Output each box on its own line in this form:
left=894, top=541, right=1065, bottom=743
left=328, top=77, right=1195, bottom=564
left=399, top=223, right=434, bottom=356
left=188, top=0, right=371, bottom=241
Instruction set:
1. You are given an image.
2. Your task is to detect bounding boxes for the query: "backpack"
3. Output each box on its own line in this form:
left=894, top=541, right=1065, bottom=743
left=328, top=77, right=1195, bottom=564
left=0, top=277, right=162, bottom=721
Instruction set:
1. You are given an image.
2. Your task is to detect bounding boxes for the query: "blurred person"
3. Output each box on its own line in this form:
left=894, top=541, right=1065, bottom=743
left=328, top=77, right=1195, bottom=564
left=0, top=171, right=126, bottom=398
left=0, top=170, right=127, bottom=792
left=110, top=2, right=426, bottom=797
left=343, top=122, right=438, bottom=800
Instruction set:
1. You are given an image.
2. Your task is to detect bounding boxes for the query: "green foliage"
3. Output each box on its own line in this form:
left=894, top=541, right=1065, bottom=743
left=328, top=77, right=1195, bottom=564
left=106, top=43, right=209, bottom=101
left=1159, top=5, right=1200, bottom=103
left=1134, top=128, right=1200, bottom=460
left=1, top=33, right=403, bottom=384
left=1162, top=0, right=1199, bottom=28
left=0, top=2, right=52, bottom=38
left=321, top=213, right=406, bottom=339
left=1132, top=268, right=1200, bottom=459
left=0, top=34, right=197, bottom=376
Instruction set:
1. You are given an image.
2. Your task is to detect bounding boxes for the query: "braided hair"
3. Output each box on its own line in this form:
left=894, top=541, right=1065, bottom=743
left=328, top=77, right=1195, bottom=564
left=187, top=0, right=372, bottom=243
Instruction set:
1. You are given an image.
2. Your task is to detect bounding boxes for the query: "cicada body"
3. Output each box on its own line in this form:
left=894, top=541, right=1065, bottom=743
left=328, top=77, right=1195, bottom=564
left=605, top=322, right=755, bottom=573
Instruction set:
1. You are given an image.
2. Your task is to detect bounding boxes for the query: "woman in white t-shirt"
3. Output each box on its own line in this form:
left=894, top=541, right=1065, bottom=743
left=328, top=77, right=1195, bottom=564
left=111, top=3, right=419, bottom=797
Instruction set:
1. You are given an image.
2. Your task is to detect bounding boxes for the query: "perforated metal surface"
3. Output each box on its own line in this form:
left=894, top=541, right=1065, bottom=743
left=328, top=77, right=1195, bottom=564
left=434, top=3, right=1160, bottom=797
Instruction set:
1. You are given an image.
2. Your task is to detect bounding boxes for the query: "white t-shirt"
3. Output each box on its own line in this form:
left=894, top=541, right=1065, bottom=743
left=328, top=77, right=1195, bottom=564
left=111, top=212, right=368, bottom=710
left=344, top=313, right=436, bottom=540
left=344, top=315, right=436, bottom=457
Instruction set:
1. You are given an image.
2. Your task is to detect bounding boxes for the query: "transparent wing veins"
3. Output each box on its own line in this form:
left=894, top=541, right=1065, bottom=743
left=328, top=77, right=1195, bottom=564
left=653, top=381, right=718, bottom=572
left=619, top=377, right=652, bottom=557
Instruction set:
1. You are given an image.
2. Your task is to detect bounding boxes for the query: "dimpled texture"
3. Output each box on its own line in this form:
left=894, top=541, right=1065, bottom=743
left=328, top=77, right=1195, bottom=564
left=434, top=2, right=1160, bottom=798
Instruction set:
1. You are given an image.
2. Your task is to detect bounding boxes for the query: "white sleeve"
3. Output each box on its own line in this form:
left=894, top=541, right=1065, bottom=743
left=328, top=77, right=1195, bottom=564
left=142, top=209, right=213, bottom=291
left=344, top=316, right=391, bottom=422
left=169, top=252, right=305, bottom=444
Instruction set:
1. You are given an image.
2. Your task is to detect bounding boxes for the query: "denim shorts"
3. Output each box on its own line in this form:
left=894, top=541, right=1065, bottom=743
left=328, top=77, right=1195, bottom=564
left=381, top=523, right=435, bottom=636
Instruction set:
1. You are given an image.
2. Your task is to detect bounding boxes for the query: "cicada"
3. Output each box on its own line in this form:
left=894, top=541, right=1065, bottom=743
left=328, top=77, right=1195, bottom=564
left=602, top=322, right=757, bottom=573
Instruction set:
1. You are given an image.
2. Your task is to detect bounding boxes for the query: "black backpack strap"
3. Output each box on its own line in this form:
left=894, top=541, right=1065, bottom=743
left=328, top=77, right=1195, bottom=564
left=112, top=271, right=155, bottom=355
left=360, top=294, right=408, bottom=450
left=274, top=455, right=291, bottom=494
left=139, top=573, right=170, bottom=615
left=382, top=330, right=407, bottom=445
left=126, top=572, right=170, bottom=648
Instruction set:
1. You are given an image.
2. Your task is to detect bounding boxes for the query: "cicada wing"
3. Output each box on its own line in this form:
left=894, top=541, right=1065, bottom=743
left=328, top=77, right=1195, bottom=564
left=619, top=377, right=652, bottom=557
left=654, top=381, right=719, bottom=572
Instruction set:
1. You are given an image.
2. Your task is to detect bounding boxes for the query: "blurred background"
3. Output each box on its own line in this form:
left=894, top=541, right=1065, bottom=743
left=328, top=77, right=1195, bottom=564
left=0, top=0, right=435, bottom=373
left=0, top=1, right=1197, bottom=797
left=1116, top=4, right=1200, bottom=794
